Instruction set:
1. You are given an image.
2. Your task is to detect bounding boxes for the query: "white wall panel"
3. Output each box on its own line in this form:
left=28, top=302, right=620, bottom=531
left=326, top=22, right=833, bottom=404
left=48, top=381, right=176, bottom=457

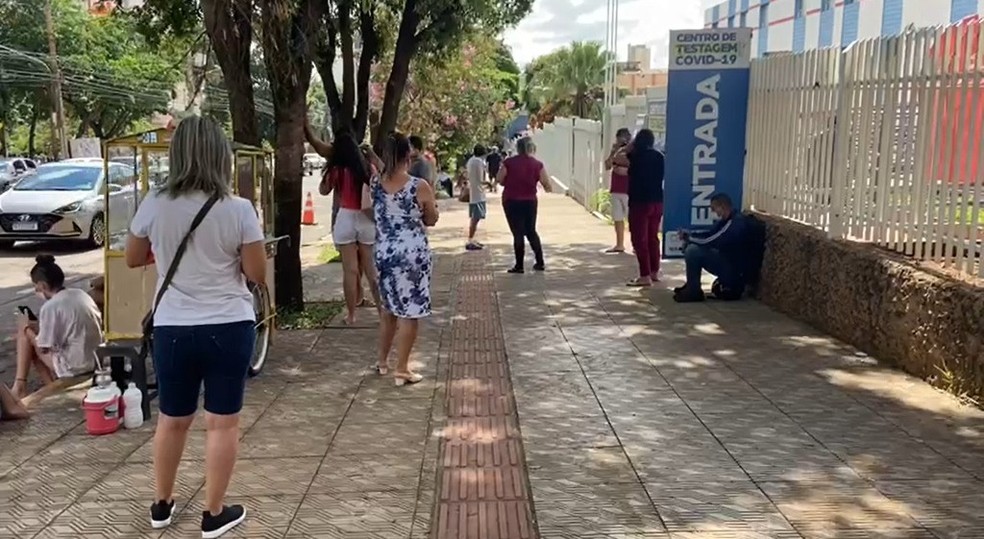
left=858, top=0, right=885, bottom=38
left=903, top=0, right=952, bottom=27
left=806, top=9, right=821, bottom=48
left=771, top=21, right=795, bottom=51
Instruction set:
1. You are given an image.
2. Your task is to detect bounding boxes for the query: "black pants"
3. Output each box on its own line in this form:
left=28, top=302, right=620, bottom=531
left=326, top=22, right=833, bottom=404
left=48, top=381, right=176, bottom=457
left=503, top=199, right=544, bottom=269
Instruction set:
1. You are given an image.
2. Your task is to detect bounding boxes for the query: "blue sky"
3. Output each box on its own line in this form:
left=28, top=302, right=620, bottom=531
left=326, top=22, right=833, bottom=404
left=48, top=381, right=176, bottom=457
left=503, top=0, right=709, bottom=67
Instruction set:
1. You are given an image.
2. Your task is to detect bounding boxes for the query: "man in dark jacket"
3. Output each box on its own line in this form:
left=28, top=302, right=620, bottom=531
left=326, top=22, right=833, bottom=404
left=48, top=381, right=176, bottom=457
left=675, top=193, right=746, bottom=302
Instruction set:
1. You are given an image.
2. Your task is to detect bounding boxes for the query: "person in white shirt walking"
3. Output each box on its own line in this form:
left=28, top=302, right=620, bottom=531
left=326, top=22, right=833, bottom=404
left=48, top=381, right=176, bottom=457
left=465, top=145, right=489, bottom=250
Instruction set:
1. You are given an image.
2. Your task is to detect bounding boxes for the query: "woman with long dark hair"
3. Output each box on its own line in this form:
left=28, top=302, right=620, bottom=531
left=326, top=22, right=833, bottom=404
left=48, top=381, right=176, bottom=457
left=619, top=128, right=665, bottom=287
left=496, top=137, right=553, bottom=273
left=373, top=132, right=439, bottom=384
left=321, top=131, right=381, bottom=325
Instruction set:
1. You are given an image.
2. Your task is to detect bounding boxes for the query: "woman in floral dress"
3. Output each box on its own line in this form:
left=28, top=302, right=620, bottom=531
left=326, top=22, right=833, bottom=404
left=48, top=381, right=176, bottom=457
left=372, top=132, right=440, bottom=386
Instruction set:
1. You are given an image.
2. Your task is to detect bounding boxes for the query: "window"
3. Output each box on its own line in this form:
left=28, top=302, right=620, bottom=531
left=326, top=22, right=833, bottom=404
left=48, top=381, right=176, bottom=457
left=739, top=11, right=747, bottom=26
left=844, top=0, right=855, bottom=4
left=821, top=0, right=832, bottom=10
left=760, top=4, right=769, bottom=27
left=728, top=15, right=735, bottom=27
left=712, top=21, right=719, bottom=28
left=794, top=0, right=804, bottom=18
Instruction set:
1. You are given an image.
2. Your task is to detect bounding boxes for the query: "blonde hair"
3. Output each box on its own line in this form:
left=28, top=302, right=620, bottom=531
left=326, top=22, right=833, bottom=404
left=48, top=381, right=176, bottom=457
left=165, top=115, right=232, bottom=198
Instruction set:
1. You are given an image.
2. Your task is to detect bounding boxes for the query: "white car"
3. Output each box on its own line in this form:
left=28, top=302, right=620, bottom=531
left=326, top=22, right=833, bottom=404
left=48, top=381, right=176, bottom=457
left=0, top=161, right=137, bottom=249
left=0, top=157, right=38, bottom=191
left=303, top=152, right=326, bottom=174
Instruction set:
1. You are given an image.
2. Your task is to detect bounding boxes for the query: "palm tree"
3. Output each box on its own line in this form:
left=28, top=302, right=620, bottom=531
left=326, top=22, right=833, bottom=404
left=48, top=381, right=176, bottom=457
left=533, top=41, right=610, bottom=120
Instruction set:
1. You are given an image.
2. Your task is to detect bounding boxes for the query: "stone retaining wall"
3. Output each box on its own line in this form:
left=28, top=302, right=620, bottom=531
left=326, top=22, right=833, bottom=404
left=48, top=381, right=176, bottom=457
left=753, top=212, right=984, bottom=403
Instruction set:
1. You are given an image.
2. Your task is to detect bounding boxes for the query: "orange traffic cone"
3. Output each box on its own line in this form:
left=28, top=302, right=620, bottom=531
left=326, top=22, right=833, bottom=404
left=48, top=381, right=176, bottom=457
left=301, top=192, right=316, bottom=226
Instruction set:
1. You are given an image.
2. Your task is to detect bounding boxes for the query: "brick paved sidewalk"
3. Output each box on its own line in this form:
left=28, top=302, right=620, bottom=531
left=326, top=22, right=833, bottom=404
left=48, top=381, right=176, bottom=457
left=2, top=194, right=983, bottom=539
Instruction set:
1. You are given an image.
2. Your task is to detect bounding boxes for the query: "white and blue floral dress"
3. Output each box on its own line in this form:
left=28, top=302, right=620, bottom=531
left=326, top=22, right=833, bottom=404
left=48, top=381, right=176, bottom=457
left=373, top=175, right=432, bottom=319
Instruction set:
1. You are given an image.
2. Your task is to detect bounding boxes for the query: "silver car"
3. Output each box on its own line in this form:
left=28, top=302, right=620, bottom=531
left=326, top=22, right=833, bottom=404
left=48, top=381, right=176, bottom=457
left=0, top=161, right=137, bottom=249
left=0, top=157, right=38, bottom=191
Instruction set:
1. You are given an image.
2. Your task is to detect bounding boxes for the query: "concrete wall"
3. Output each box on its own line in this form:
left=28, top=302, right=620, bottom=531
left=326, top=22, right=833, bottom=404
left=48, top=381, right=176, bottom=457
left=911, top=0, right=954, bottom=25
left=708, top=0, right=984, bottom=57
left=754, top=213, right=984, bottom=403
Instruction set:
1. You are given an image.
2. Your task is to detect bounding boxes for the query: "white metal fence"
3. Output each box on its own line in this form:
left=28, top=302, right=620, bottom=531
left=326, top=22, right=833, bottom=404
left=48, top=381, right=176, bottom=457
left=745, top=19, right=984, bottom=279
left=530, top=117, right=606, bottom=210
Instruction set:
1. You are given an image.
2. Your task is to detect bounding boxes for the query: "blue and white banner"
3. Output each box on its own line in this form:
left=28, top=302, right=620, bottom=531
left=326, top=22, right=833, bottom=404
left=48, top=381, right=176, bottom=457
left=662, top=28, right=751, bottom=258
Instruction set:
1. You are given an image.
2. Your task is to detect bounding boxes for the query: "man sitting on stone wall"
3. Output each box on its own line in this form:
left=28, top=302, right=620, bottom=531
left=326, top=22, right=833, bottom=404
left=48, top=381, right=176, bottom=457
left=674, top=193, right=748, bottom=303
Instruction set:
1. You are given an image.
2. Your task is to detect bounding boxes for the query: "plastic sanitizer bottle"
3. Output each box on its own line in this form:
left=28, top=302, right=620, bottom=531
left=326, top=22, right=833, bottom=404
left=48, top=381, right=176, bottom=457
left=111, top=382, right=123, bottom=422
left=122, top=383, right=144, bottom=429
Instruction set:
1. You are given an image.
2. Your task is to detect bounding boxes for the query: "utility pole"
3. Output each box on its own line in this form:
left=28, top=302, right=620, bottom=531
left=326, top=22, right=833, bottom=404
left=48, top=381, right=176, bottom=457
left=44, top=0, right=68, bottom=159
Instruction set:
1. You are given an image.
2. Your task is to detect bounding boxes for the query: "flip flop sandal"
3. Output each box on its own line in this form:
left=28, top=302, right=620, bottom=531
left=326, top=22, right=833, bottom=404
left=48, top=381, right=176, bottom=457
left=393, top=372, right=423, bottom=387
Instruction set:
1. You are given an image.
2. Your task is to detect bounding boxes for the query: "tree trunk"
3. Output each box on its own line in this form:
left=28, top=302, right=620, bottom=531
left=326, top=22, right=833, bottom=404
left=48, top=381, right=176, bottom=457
left=203, top=0, right=260, bottom=146
left=28, top=103, right=40, bottom=157
left=353, top=6, right=378, bottom=141
left=260, top=0, right=322, bottom=311
left=339, top=0, right=356, bottom=131
left=271, top=102, right=306, bottom=311
left=312, top=12, right=346, bottom=135
left=374, top=0, right=419, bottom=152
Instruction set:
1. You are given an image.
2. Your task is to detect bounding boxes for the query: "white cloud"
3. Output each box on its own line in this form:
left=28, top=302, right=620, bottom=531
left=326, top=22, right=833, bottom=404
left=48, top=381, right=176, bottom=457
left=503, top=0, right=705, bottom=67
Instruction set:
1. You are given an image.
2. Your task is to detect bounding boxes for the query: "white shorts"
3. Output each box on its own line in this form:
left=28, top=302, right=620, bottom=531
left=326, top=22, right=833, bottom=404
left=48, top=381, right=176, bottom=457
left=333, top=208, right=375, bottom=245
left=610, top=193, right=629, bottom=222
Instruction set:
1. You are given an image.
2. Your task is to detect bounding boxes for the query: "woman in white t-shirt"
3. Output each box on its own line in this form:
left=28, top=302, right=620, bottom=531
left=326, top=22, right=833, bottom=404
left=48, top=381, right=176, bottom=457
left=11, top=255, right=103, bottom=399
left=125, top=116, right=266, bottom=538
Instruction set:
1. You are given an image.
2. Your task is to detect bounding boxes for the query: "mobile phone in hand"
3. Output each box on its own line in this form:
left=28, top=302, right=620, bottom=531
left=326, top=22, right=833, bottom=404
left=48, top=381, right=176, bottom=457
left=17, top=305, right=37, bottom=322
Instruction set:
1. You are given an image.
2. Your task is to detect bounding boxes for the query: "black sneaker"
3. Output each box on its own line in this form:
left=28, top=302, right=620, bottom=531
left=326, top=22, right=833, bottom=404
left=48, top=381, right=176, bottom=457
left=673, top=288, right=706, bottom=303
left=532, top=263, right=545, bottom=272
left=150, top=499, right=175, bottom=529
left=507, top=266, right=524, bottom=274
left=201, top=505, right=246, bottom=538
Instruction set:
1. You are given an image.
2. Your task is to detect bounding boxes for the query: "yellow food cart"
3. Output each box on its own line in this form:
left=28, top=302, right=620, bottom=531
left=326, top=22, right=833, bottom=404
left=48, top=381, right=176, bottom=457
left=97, top=127, right=284, bottom=419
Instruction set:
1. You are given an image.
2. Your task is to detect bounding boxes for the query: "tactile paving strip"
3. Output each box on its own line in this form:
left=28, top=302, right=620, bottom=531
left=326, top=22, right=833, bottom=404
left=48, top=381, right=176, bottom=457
left=431, top=252, right=537, bottom=539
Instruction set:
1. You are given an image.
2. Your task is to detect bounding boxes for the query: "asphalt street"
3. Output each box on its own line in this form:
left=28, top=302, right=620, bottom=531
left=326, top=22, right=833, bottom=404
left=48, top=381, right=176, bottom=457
left=0, top=171, right=330, bottom=386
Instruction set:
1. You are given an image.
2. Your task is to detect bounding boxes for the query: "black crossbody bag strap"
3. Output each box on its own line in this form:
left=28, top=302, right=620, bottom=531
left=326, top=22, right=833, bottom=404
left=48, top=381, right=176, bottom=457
left=149, top=193, right=220, bottom=319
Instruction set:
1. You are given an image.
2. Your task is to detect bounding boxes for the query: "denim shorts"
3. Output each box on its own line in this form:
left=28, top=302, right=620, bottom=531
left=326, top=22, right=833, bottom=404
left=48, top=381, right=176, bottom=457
left=469, top=201, right=487, bottom=220
left=153, top=321, right=255, bottom=417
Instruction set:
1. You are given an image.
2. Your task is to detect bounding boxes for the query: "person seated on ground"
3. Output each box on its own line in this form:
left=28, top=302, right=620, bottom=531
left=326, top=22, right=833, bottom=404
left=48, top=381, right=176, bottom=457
left=455, top=166, right=470, bottom=202
left=10, top=255, right=103, bottom=399
left=436, top=164, right=454, bottom=199
left=674, top=193, right=747, bottom=303
left=89, top=275, right=105, bottom=317
left=0, top=382, right=29, bottom=420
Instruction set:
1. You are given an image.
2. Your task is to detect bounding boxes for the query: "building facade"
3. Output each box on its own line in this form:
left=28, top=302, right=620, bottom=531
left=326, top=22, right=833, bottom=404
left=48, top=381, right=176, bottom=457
left=704, top=0, right=984, bottom=57
left=615, top=44, right=668, bottom=96
left=627, top=44, right=653, bottom=69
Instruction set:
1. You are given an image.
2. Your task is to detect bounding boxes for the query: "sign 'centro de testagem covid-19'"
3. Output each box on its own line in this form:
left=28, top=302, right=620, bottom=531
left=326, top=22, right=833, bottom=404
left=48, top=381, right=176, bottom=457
left=662, top=28, right=751, bottom=258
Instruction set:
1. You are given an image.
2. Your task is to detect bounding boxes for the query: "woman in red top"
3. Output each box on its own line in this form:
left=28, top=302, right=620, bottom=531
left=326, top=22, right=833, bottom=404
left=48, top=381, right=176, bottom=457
left=496, top=137, right=553, bottom=273
left=319, top=132, right=381, bottom=325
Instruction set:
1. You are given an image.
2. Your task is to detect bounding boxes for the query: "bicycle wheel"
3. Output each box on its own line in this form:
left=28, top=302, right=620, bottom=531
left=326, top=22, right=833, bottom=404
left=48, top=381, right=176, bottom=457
left=248, top=283, right=272, bottom=377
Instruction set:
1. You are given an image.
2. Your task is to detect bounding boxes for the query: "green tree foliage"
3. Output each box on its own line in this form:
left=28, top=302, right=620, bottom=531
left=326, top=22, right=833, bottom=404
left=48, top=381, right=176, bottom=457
left=0, top=0, right=186, bottom=155
left=525, top=41, right=610, bottom=121
left=372, top=0, right=532, bottom=148
left=126, top=0, right=534, bottom=310
left=394, top=35, right=518, bottom=168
